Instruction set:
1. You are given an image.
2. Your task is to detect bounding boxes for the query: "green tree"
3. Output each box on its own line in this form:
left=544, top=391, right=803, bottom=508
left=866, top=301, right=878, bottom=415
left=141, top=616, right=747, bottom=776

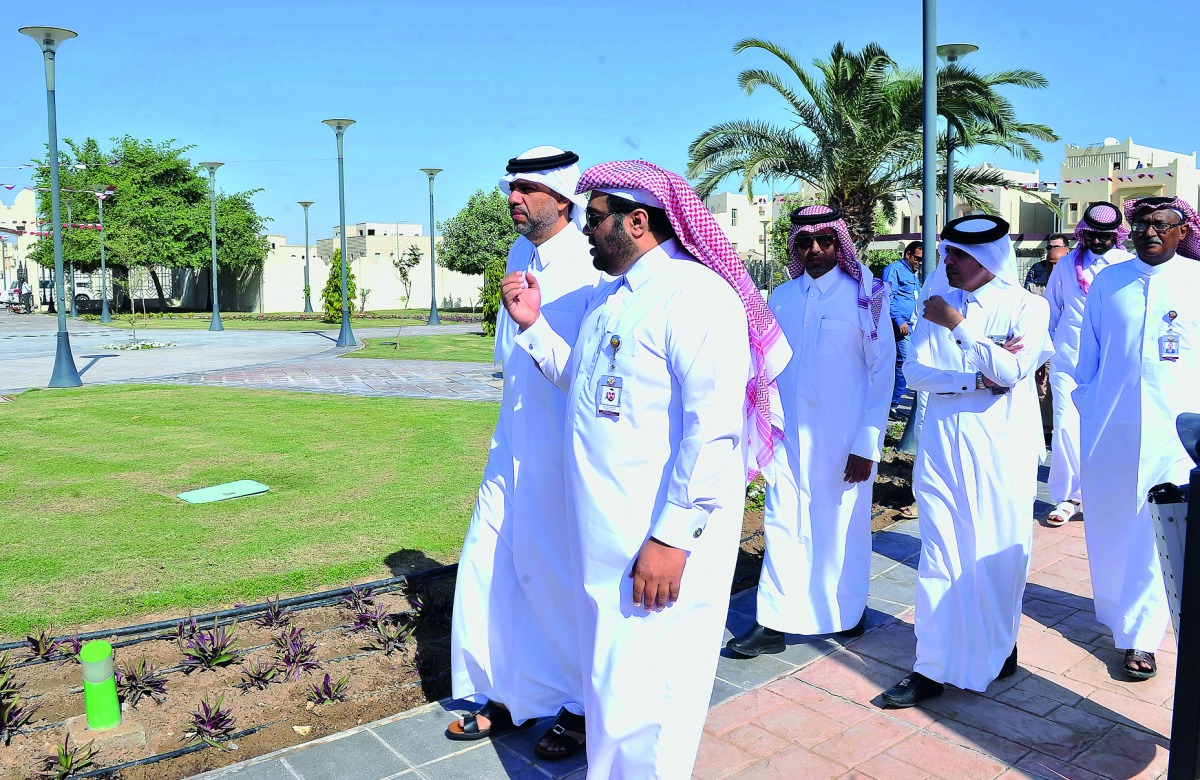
left=687, top=40, right=1058, bottom=252
left=436, top=187, right=516, bottom=335
left=393, top=244, right=422, bottom=309
left=321, top=248, right=357, bottom=324
left=28, top=136, right=270, bottom=309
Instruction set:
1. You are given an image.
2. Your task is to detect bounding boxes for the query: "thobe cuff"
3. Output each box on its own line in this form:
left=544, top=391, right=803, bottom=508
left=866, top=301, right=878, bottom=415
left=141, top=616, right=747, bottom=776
left=851, top=429, right=884, bottom=463
left=514, top=314, right=554, bottom=358
left=651, top=501, right=709, bottom=552
left=950, top=318, right=986, bottom=350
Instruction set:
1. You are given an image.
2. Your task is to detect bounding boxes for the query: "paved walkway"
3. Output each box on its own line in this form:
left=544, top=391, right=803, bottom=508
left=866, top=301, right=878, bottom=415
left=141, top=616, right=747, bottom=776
left=194, top=477, right=1175, bottom=780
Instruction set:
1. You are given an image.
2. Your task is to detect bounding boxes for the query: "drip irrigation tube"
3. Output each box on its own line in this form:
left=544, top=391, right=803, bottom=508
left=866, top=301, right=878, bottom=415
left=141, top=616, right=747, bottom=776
left=0, top=564, right=458, bottom=653
left=67, top=725, right=269, bottom=779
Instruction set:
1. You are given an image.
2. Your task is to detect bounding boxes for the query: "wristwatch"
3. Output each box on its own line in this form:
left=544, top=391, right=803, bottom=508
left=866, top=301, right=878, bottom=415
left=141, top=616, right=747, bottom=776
left=975, top=372, right=987, bottom=391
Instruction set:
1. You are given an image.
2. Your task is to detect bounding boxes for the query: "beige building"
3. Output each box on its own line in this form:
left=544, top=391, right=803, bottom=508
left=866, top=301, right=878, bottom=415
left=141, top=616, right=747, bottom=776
left=1059, top=137, right=1200, bottom=229
left=704, top=191, right=790, bottom=265
left=0, top=189, right=39, bottom=291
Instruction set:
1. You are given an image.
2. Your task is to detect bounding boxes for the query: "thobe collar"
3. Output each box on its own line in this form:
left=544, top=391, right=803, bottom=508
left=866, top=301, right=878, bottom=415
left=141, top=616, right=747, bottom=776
left=1132, top=256, right=1177, bottom=277
left=621, top=238, right=682, bottom=292
left=526, top=223, right=583, bottom=272
left=954, top=278, right=1004, bottom=310
left=798, top=265, right=845, bottom=294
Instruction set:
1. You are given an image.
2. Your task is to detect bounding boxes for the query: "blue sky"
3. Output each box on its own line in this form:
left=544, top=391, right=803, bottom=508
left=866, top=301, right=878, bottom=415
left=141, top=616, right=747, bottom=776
left=4, top=0, right=1197, bottom=245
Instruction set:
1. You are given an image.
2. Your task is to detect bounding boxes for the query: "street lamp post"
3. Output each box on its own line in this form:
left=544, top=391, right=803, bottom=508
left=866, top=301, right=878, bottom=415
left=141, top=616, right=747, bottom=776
left=420, top=168, right=442, bottom=325
left=322, top=119, right=356, bottom=347
left=761, top=219, right=772, bottom=292
left=199, top=162, right=224, bottom=331
left=66, top=203, right=76, bottom=318
left=936, top=44, right=978, bottom=223
left=20, top=26, right=81, bottom=388
left=91, top=185, right=113, bottom=322
left=298, top=201, right=314, bottom=313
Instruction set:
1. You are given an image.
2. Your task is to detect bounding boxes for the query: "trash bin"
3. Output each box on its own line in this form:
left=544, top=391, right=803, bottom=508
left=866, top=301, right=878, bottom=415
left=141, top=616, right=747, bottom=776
left=1149, top=481, right=1190, bottom=638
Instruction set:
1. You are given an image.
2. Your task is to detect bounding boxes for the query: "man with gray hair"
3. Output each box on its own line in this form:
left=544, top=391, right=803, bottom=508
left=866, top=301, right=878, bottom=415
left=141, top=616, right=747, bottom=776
left=448, top=146, right=602, bottom=759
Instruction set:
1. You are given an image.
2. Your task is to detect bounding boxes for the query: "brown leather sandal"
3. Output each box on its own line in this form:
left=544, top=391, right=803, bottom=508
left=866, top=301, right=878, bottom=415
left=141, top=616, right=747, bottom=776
left=446, top=701, right=520, bottom=741
left=1123, top=649, right=1157, bottom=681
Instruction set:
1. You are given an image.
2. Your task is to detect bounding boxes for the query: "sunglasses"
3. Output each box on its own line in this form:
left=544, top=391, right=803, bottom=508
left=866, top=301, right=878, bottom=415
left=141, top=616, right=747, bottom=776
left=795, top=234, right=836, bottom=250
left=584, top=209, right=617, bottom=230
left=1131, top=220, right=1183, bottom=235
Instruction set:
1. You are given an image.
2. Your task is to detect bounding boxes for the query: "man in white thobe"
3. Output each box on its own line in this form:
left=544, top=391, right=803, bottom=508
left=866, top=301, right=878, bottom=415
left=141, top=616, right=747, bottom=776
left=727, top=205, right=893, bottom=657
left=1075, top=195, right=1200, bottom=680
left=448, top=147, right=603, bottom=756
left=501, top=159, right=790, bottom=778
left=883, top=215, right=1053, bottom=707
left=1043, top=202, right=1133, bottom=527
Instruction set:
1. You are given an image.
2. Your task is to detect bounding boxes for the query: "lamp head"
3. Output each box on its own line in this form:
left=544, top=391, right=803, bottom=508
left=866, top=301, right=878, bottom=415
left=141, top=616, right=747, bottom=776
left=420, top=168, right=443, bottom=179
left=18, top=26, right=77, bottom=55
left=936, top=43, right=979, bottom=63
left=199, top=162, right=223, bottom=175
left=322, top=119, right=356, bottom=134
left=298, top=201, right=314, bottom=208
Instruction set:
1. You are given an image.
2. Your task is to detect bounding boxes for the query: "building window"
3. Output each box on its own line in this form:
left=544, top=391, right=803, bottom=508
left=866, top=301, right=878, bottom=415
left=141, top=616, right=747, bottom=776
left=902, top=216, right=911, bottom=234
left=758, top=207, right=765, bottom=216
left=732, top=242, right=738, bottom=250
left=368, top=229, right=376, bottom=236
left=731, top=208, right=738, bottom=227
left=270, top=242, right=276, bottom=249
left=1069, top=202, right=1079, bottom=222
left=758, top=235, right=764, bottom=244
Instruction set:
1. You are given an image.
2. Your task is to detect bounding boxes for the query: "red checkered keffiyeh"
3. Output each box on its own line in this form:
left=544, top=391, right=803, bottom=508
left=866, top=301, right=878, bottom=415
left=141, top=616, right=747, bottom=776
left=576, top=160, right=793, bottom=482
left=1123, top=195, right=1200, bottom=261
left=1071, top=202, right=1130, bottom=294
left=787, top=205, right=886, bottom=341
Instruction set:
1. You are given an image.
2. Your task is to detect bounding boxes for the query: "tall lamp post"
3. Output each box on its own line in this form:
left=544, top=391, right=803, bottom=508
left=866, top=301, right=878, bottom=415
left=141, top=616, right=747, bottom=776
left=199, top=162, right=224, bottom=331
left=298, top=201, right=314, bottom=313
left=420, top=168, right=443, bottom=325
left=91, top=184, right=114, bottom=322
left=20, top=26, right=81, bottom=388
left=322, top=119, right=356, bottom=347
left=936, top=43, right=978, bottom=223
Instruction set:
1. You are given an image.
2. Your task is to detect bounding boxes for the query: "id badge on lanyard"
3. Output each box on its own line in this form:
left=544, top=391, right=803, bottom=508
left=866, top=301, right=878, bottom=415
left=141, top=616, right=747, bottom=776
left=1160, top=310, right=1181, bottom=362
left=597, top=334, right=625, bottom=419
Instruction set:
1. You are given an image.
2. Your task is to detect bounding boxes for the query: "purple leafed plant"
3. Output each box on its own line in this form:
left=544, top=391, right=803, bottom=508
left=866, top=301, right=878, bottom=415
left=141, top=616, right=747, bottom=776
left=0, top=693, right=38, bottom=746
left=36, top=733, right=97, bottom=780
left=174, top=616, right=200, bottom=648
left=254, top=595, right=293, bottom=628
left=54, top=635, right=83, bottom=666
left=24, top=628, right=60, bottom=662
left=307, top=673, right=350, bottom=704
left=180, top=618, right=241, bottom=673
left=339, top=584, right=376, bottom=612
left=234, top=660, right=279, bottom=692
left=407, top=587, right=452, bottom=629
left=182, top=693, right=237, bottom=750
left=368, top=617, right=414, bottom=656
left=115, top=658, right=168, bottom=707
left=344, top=603, right=390, bottom=635
left=273, top=627, right=321, bottom=682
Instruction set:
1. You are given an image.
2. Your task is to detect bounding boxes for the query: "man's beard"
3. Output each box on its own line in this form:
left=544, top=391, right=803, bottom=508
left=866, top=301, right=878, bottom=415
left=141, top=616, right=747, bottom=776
left=513, top=204, right=558, bottom=240
left=591, top=220, right=639, bottom=275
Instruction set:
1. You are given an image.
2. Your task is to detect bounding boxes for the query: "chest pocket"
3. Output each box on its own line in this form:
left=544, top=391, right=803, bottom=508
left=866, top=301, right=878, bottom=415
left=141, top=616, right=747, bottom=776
left=816, top=318, right=855, bottom=355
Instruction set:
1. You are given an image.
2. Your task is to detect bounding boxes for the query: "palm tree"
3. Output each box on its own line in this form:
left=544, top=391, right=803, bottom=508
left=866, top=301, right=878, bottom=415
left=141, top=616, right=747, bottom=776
left=687, top=40, right=1058, bottom=253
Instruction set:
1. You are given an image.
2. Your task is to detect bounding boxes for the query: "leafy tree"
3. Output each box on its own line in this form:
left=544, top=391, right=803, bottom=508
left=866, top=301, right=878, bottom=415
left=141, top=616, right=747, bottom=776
left=437, top=187, right=516, bottom=334
left=687, top=40, right=1058, bottom=252
left=321, top=248, right=357, bottom=323
left=436, top=188, right=515, bottom=276
left=393, top=244, right=422, bottom=309
left=28, top=136, right=270, bottom=310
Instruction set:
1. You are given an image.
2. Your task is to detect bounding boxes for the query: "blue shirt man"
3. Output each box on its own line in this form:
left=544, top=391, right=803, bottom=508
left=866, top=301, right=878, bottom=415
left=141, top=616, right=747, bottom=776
left=881, top=241, right=924, bottom=411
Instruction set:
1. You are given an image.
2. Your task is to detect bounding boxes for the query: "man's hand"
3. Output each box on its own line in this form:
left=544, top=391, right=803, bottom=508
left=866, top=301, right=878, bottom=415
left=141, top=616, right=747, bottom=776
left=1001, top=335, right=1023, bottom=354
left=898, top=322, right=910, bottom=337
left=500, top=271, right=542, bottom=330
left=844, top=454, right=875, bottom=484
left=921, top=295, right=964, bottom=330
left=629, top=537, right=687, bottom=611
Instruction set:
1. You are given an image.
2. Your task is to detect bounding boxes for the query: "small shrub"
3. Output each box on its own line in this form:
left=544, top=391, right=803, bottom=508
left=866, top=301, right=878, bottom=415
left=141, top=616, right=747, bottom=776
left=339, top=584, right=375, bottom=612
left=36, top=733, right=96, bottom=779
left=182, top=694, right=236, bottom=750
left=307, top=673, right=350, bottom=704
left=234, top=660, right=279, bottom=692
left=180, top=619, right=241, bottom=673
left=273, top=627, right=321, bottom=682
left=254, top=595, right=292, bottom=628
left=0, top=694, right=38, bottom=746
left=174, top=616, right=199, bottom=648
left=115, top=658, right=168, bottom=707
left=367, top=617, right=414, bottom=656
left=344, top=603, right=390, bottom=635
left=55, top=635, right=82, bottom=666
left=24, top=628, right=60, bottom=662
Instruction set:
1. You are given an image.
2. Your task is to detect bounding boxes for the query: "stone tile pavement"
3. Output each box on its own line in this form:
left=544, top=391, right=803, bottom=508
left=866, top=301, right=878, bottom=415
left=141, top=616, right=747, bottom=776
left=195, top=477, right=1174, bottom=780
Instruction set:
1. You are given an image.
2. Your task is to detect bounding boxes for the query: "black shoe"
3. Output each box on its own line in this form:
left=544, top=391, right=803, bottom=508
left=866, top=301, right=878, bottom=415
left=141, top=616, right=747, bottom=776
left=881, top=673, right=944, bottom=708
left=726, top=623, right=785, bottom=658
left=835, top=613, right=867, bottom=639
left=997, top=646, right=1018, bottom=680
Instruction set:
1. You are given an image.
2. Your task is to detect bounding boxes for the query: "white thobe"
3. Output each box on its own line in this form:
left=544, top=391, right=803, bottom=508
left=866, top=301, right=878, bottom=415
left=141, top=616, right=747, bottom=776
left=1044, top=248, right=1132, bottom=504
left=450, top=225, right=603, bottom=722
left=517, top=239, right=752, bottom=780
left=757, top=267, right=894, bottom=634
left=1074, top=256, right=1200, bottom=651
left=904, top=281, right=1053, bottom=691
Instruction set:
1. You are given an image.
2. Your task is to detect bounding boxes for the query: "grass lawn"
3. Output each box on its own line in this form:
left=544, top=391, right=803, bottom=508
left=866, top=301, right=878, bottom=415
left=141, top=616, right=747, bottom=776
left=345, top=335, right=495, bottom=363
left=0, top=385, right=497, bottom=640
left=97, top=316, right=429, bottom=332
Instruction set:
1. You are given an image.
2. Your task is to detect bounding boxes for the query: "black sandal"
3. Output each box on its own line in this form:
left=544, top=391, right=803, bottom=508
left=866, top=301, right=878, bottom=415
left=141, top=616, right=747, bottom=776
left=446, top=701, right=519, bottom=741
left=534, top=709, right=586, bottom=761
left=1123, top=649, right=1157, bottom=681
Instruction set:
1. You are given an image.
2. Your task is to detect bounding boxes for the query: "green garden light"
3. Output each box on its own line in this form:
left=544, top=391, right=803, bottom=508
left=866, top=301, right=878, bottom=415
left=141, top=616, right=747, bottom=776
left=79, top=640, right=120, bottom=730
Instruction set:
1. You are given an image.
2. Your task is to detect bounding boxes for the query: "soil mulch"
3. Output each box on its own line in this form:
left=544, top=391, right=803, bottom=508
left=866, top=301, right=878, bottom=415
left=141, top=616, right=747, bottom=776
left=2, top=449, right=914, bottom=780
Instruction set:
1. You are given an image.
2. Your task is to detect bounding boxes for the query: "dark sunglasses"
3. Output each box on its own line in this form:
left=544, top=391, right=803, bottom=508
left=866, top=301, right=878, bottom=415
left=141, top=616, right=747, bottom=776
left=584, top=209, right=617, bottom=230
left=795, top=234, right=836, bottom=250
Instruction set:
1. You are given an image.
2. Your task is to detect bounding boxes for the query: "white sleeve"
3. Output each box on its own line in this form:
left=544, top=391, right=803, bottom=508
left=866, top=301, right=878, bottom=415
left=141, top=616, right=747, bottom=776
left=903, top=317, right=979, bottom=394
left=513, top=315, right=574, bottom=391
left=852, top=298, right=895, bottom=462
